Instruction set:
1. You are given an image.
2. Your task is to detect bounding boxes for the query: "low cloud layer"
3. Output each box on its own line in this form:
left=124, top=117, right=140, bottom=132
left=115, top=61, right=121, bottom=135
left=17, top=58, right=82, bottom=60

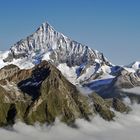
left=0, top=102, right=140, bottom=140
left=123, top=87, right=140, bottom=95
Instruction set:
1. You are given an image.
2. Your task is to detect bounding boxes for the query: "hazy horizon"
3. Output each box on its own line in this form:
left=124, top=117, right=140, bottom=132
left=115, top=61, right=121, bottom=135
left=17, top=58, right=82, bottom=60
left=0, top=0, right=140, bottom=65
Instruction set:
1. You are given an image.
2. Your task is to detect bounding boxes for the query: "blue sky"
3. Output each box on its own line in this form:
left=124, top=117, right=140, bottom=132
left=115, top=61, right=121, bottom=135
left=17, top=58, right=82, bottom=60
left=0, top=0, right=140, bottom=65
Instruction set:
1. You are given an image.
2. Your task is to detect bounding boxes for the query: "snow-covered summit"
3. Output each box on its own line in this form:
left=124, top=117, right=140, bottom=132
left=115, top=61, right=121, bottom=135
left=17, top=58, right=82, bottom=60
left=127, top=61, right=140, bottom=70
left=4, top=21, right=109, bottom=67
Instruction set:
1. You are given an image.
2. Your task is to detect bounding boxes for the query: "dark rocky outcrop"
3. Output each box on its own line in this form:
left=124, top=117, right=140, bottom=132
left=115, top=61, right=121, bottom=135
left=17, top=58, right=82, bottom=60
left=89, top=93, right=115, bottom=120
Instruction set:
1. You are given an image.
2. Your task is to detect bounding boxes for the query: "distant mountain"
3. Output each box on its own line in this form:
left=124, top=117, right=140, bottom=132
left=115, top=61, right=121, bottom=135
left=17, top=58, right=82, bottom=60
left=3, top=22, right=109, bottom=67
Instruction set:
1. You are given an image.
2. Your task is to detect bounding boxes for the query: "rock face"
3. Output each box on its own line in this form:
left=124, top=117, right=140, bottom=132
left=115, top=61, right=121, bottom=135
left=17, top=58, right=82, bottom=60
left=22, top=61, right=92, bottom=124
left=90, top=93, right=115, bottom=121
left=0, top=64, right=20, bottom=80
left=0, top=85, right=31, bottom=125
left=0, top=61, right=130, bottom=126
left=113, top=69, right=140, bottom=88
left=105, top=98, right=131, bottom=113
left=0, top=61, right=92, bottom=125
left=93, top=68, right=140, bottom=99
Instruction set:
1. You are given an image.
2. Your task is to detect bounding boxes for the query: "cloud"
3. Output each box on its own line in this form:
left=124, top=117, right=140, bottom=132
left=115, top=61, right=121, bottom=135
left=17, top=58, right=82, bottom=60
left=122, top=87, right=140, bottom=95
left=0, top=103, right=140, bottom=140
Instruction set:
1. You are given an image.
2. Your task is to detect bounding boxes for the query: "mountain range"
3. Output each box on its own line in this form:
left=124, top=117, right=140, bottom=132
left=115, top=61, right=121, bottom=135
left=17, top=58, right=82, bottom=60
left=0, top=21, right=139, bottom=126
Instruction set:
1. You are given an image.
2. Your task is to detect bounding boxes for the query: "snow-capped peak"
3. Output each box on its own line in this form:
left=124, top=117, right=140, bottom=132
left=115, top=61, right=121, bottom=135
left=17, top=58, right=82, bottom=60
left=0, top=21, right=116, bottom=89
left=127, top=61, right=140, bottom=70
left=1, top=21, right=140, bottom=98
left=3, top=21, right=110, bottom=68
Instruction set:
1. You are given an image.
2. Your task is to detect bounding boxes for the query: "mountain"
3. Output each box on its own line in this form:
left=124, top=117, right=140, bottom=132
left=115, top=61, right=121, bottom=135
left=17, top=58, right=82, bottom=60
left=0, top=22, right=114, bottom=86
left=0, top=22, right=117, bottom=90
left=0, top=20, right=140, bottom=120
left=94, top=68, right=140, bottom=98
left=0, top=61, right=129, bottom=126
left=3, top=22, right=109, bottom=67
left=127, top=61, right=140, bottom=70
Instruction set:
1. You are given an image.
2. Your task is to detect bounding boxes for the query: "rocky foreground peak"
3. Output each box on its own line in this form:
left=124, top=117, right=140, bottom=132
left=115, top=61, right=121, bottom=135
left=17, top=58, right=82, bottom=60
left=0, top=60, right=129, bottom=126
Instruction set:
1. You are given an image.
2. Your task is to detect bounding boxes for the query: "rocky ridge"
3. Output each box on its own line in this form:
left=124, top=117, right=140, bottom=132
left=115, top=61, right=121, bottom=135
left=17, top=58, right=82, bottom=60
left=0, top=61, right=129, bottom=126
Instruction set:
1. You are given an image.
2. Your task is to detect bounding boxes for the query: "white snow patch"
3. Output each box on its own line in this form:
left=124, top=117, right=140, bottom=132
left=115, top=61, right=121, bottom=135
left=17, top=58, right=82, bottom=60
left=42, top=52, right=51, bottom=61
left=0, top=51, right=9, bottom=69
left=77, top=65, right=98, bottom=82
left=57, top=63, right=78, bottom=84
left=123, top=67, right=136, bottom=73
left=11, top=58, right=34, bottom=69
left=0, top=52, right=34, bottom=69
left=127, top=61, right=140, bottom=70
left=101, top=65, right=112, bottom=73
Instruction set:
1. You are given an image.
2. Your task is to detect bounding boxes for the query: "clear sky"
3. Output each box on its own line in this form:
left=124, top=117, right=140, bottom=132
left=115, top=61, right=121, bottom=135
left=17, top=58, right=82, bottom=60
left=0, top=0, right=140, bottom=65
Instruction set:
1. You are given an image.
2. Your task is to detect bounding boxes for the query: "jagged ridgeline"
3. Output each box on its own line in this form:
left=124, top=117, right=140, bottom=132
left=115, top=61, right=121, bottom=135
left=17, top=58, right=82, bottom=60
left=4, top=22, right=109, bottom=67
left=1, top=22, right=140, bottom=101
left=0, top=61, right=129, bottom=126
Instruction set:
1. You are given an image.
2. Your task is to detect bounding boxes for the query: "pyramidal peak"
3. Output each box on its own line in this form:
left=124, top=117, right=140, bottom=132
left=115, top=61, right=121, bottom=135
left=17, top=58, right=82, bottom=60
left=3, top=21, right=109, bottom=69
left=129, top=61, right=140, bottom=70
left=36, top=21, right=60, bottom=37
